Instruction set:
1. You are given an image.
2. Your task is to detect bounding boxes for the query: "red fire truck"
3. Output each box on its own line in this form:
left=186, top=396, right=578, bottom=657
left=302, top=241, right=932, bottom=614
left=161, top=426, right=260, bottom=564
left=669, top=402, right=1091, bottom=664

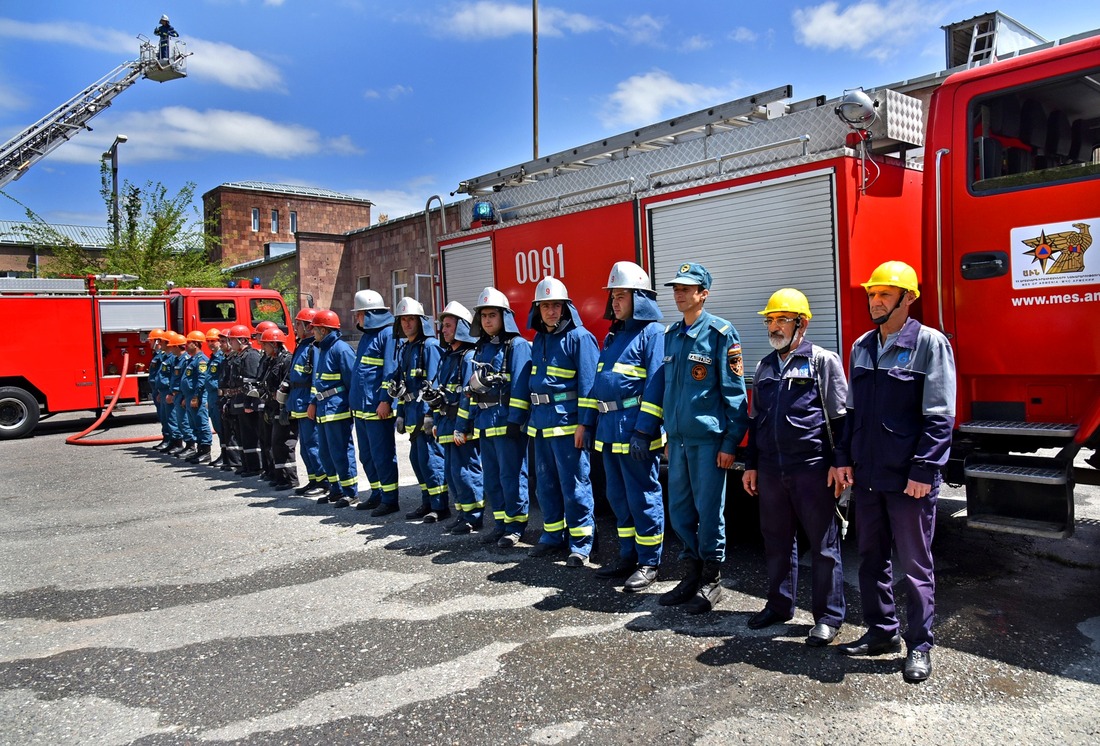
left=0, top=276, right=294, bottom=439
left=436, top=31, right=1100, bottom=538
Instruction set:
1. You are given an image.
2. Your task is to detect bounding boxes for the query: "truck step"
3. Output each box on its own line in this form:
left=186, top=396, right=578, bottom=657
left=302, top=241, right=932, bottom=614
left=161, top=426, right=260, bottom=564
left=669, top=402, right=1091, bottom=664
left=959, top=420, right=1076, bottom=437
left=963, top=461, right=1068, bottom=485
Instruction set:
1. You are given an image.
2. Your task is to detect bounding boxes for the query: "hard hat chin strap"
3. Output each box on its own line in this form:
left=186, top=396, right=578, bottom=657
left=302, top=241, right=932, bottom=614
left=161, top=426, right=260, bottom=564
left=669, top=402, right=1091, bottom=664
left=870, top=296, right=902, bottom=326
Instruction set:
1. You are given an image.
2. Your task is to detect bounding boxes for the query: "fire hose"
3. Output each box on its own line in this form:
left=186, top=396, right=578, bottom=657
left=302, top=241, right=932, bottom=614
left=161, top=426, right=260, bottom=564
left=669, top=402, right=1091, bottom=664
left=66, top=351, right=162, bottom=446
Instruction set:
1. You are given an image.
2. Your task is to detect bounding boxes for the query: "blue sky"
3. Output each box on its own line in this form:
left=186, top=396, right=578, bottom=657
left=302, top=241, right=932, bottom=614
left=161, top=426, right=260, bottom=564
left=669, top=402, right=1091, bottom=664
left=1, top=1, right=1098, bottom=229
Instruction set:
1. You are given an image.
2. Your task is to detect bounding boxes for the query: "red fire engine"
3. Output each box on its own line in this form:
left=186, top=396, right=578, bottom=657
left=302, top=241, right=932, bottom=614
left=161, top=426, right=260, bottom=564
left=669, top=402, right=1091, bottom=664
left=0, top=276, right=294, bottom=439
left=435, top=29, right=1100, bottom=538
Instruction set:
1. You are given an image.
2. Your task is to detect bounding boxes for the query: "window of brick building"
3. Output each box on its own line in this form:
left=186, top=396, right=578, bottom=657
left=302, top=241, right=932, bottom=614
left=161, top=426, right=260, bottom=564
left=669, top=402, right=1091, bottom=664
left=357, top=275, right=371, bottom=291
left=290, top=211, right=298, bottom=233
left=392, top=269, right=407, bottom=307
left=270, top=209, right=279, bottom=233
left=251, top=208, right=259, bottom=232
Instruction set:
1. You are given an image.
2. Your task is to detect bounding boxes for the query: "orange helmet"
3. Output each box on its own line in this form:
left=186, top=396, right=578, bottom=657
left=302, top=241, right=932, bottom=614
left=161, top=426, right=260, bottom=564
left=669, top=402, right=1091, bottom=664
left=167, top=332, right=187, bottom=347
left=312, top=309, right=340, bottom=329
left=228, top=324, right=252, bottom=339
left=260, top=328, right=287, bottom=344
left=295, top=308, right=318, bottom=324
left=186, top=330, right=207, bottom=343
left=205, top=328, right=222, bottom=341
left=252, top=320, right=278, bottom=338
left=149, top=328, right=166, bottom=341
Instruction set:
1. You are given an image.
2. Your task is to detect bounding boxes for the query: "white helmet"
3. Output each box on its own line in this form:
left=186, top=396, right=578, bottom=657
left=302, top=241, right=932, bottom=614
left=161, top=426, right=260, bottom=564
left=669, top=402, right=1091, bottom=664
left=604, top=261, right=651, bottom=291
left=473, top=286, right=511, bottom=311
left=352, top=289, right=387, bottom=312
left=440, top=300, right=472, bottom=324
left=394, top=296, right=426, bottom=317
left=161, top=14, right=170, bottom=23
left=533, top=276, right=569, bottom=303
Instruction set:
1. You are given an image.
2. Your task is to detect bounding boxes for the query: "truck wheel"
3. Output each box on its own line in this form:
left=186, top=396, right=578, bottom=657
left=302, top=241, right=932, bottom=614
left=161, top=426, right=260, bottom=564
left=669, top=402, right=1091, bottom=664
left=0, top=386, right=40, bottom=439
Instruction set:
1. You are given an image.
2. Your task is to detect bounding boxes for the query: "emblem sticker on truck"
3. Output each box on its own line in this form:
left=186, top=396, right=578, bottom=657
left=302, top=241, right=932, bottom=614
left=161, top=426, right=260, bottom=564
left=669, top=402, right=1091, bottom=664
left=1011, top=218, right=1097, bottom=290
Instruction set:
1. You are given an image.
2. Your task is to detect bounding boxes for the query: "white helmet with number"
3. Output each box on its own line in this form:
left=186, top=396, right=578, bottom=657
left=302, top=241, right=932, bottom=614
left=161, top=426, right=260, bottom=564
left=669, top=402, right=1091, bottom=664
left=473, top=287, right=511, bottom=311
left=604, top=261, right=651, bottom=291
left=352, top=289, right=387, bottom=312
left=394, top=296, right=426, bottom=317
left=533, top=276, right=570, bottom=303
left=439, top=300, right=472, bottom=324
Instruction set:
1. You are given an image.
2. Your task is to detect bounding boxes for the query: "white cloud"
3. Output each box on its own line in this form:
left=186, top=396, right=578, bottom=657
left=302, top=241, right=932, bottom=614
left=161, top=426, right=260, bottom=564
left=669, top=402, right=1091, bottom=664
left=0, top=80, right=28, bottom=111
left=680, top=34, right=712, bottom=52
left=341, top=185, right=435, bottom=224
left=622, top=14, right=665, bottom=45
left=264, top=0, right=287, bottom=5
left=599, top=70, right=733, bottom=129
left=43, top=108, right=360, bottom=164
left=0, top=19, right=282, bottom=91
left=437, top=2, right=606, bottom=39
left=364, top=84, right=414, bottom=101
left=792, top=1, right=944, bottom=60
left=730, top=26, right=758, bottom=43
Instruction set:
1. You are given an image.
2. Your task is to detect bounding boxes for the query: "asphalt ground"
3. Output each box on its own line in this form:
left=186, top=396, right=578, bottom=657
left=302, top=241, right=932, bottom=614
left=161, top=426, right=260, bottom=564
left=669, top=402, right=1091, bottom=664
left=2, top=407, right=1099, bottom=745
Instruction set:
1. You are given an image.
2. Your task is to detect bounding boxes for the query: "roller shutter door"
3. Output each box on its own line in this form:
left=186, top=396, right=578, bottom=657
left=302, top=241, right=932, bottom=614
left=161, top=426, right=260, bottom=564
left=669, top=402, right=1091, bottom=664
left=648, top=171, right=839, bottom=381
left=441, top=237, right=494, bottom=310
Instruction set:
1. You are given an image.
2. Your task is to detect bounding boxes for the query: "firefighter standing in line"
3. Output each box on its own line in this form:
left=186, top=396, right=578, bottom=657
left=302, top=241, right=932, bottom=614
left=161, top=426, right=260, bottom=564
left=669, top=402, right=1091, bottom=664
left=579, top=262, right=666, bottom=590
left=167, top=333, right=195, bottom=457
left=391, top=297, right=448, bottom=522
left=433, top=302, right=484, bottom=533
left=229, top=324, right=263, bottom=477
left=260, top=327, right=297, bottom=490
left=657, top=262, right=748, bottom=614
left=742, top=288, right=847, bottom=646
left=181, top=330, right=213, bottom=464
left=288, top=309, right=327, bottom=498
left=457, top=287, right=532, bottom=548
left=204, top=329, right=226, bottom=466
left=348, top=290, right=400, bottom=515
left=252, top=321, right=280, bottom=481
left=307, top=309, right=359, bottom=507
left=218, top=329, right=245, bottom=472
left=147, top=330, right=170, bottom=450
left=834, top=261, right=956, bottom=684
left=513, top=277, right=599, bottom=566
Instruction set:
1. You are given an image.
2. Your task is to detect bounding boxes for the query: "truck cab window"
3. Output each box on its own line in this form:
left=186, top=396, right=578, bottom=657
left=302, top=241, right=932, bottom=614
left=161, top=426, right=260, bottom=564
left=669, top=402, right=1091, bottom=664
left=197, top=299, right=237, bottom=323
left=250, top=298, right=288, bottom=330
left=971, top=68, right=1100, bottom=192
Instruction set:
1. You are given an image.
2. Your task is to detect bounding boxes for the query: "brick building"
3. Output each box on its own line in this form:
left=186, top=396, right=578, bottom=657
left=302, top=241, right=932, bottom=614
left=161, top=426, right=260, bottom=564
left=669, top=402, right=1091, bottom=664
left=0, top=220, right=108, bottom=277
left=203, top=181, right=373, bottom=267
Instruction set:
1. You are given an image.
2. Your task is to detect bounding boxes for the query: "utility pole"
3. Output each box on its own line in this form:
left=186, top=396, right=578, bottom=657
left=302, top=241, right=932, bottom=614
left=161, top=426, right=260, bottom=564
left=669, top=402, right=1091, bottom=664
left=533, top=0, right=539, bottom=159
left=102, top=134, right=127, bottom=246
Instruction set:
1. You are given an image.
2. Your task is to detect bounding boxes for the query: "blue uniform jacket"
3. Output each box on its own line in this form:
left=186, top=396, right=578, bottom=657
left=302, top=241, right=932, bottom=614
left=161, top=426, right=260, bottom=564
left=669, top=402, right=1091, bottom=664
left=580, top=292, right=665, bottom=452
left=457, top=334, right=532, bottom=437
left=204, top=350, right=223, bottom=400
left=287, top=339, right=316, bottom=417
left=393, top=333, right=442, bottom=436
left=659, top=310, right=748, bottom=453
left=350, top=311, right=397, bottom=417
left=170, top=353, right=190, bottom=397
left=312, top=331, right=356, bottom=423
left=183, top=352, right=210, bottom=404
left=513, top=303, right=599, bottom=438
left=744, top=339, right=847, bottom=474
left=836, top=317, right=956, bottom=491
left=434, top=343, right=476, bottom=443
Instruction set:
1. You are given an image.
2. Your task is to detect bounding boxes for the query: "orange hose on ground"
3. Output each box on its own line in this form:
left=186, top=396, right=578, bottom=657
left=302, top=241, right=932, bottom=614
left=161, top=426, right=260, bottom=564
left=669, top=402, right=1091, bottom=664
left=66, top=351, right=162, bottom=446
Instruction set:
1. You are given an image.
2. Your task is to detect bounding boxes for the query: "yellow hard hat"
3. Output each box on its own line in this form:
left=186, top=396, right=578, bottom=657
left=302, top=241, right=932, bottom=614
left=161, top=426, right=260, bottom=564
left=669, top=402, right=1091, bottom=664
left=862, top=261, right=920, bottom=299
left=758, top=288, right=812, bottom=320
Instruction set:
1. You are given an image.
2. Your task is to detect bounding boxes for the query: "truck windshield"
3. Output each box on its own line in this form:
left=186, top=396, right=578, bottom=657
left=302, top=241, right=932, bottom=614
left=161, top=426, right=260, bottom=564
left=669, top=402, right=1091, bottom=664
left=250, top=297, right=287, bottom=328
left=970, top=67, right=1100, bottom=193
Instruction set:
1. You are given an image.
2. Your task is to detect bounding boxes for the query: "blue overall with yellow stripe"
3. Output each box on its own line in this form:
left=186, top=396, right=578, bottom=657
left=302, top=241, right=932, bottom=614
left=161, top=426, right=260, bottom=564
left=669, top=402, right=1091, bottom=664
left=350, top=311, right=399, bottom=507
left=312, top=330, right=358, bottom=499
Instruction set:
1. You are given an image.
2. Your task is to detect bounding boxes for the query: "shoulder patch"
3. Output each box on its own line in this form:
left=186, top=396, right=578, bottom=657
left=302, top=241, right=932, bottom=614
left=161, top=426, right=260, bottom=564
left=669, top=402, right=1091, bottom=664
left=727, top=342, right=743, bottom=377
left=199, top=363, right=208, bottom=372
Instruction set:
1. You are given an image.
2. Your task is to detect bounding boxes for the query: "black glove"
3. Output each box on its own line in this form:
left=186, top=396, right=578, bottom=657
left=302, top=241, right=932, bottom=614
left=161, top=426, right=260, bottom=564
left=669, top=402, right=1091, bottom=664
left=629, top=432, right=650, bottom=462
left=395, top=416, right=406, bottom=435
left=582, top=429, right=594, bottom=451
left=506, top=421, right=524, bottom=440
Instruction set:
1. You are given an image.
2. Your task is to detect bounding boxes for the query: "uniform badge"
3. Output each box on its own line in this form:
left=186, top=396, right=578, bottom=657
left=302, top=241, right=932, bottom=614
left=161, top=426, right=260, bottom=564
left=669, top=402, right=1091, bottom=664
left=898, top=350, right=911, bottom=365
left=199, top=363, right=208, bottom=372
left=688, top=353, right=711, bottom=364
left=727, top=342, right=744, bottom=377
left=680, top=263, right=691, bottom=273
left=691, top=364, right=708, bottom=381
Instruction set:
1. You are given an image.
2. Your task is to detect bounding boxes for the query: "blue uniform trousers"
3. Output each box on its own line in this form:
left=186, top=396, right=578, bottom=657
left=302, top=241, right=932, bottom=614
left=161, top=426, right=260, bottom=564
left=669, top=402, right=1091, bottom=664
left=187, top=396, right=212, bottom=446
left=533, top=435, right=595, bottom=556
left=758, top=467, right=845, bottom=627
left=481, top=433, right=529, bottom=536
left=603, top=450, right=664, bottom=567
left=158, top=392, right=172, bottom=438
left=317, top=417, right=357, bottom=498
left=854, top=484, right=938, bottom=652
left=667, top=438, right=727, bottom=562
left=445, top=440, right=484, bottom=525
left=208, top=397, right=222, bottom=439
left=409, top=432, right=447, bottom=511
left=354, top=417, right=399, bottom=505
left=174, top=400, right=194, bottom=441
left=297, top=416, right=325, bottom=484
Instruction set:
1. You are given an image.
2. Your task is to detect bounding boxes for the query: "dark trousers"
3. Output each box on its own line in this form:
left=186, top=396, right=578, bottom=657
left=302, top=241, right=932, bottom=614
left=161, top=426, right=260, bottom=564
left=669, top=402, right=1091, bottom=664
left=757, top=467, right=845, bottom=627
left=271, top=417, right=299, bottom=486
left=854, top=483, right=938, bottom=651
left=238, top=410, right=262, bottom=472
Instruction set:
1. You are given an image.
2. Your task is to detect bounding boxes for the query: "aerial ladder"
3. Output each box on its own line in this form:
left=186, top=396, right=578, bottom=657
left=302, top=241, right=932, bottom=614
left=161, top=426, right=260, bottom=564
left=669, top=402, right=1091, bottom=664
left=0, top=32, right=188, bottom=190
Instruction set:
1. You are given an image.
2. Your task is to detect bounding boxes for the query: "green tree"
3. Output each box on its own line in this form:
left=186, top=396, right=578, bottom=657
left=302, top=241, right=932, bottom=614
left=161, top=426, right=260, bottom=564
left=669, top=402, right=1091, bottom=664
left=14, top=172, right=225, bottom=289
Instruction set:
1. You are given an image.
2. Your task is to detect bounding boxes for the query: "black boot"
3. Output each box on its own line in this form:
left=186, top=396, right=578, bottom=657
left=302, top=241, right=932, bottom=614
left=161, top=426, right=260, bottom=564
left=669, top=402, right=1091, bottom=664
left=177, top=443, right=199, bottom=461
left=658, top=559, right=703, bottom=606
left=210, top=452, right=224, bottom=467
left=192, top=444, right=212, bottom=464
left=684, top=560, right=724, bottom=615
left=166, top=440, right=187, bottom=456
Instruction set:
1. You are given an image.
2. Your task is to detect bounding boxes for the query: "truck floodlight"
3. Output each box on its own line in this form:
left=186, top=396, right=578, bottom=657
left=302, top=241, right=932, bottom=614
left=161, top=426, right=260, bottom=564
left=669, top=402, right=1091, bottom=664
left=835, top=88, right=878, bottom=129
left=472, top=201, right=496, bottom=223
